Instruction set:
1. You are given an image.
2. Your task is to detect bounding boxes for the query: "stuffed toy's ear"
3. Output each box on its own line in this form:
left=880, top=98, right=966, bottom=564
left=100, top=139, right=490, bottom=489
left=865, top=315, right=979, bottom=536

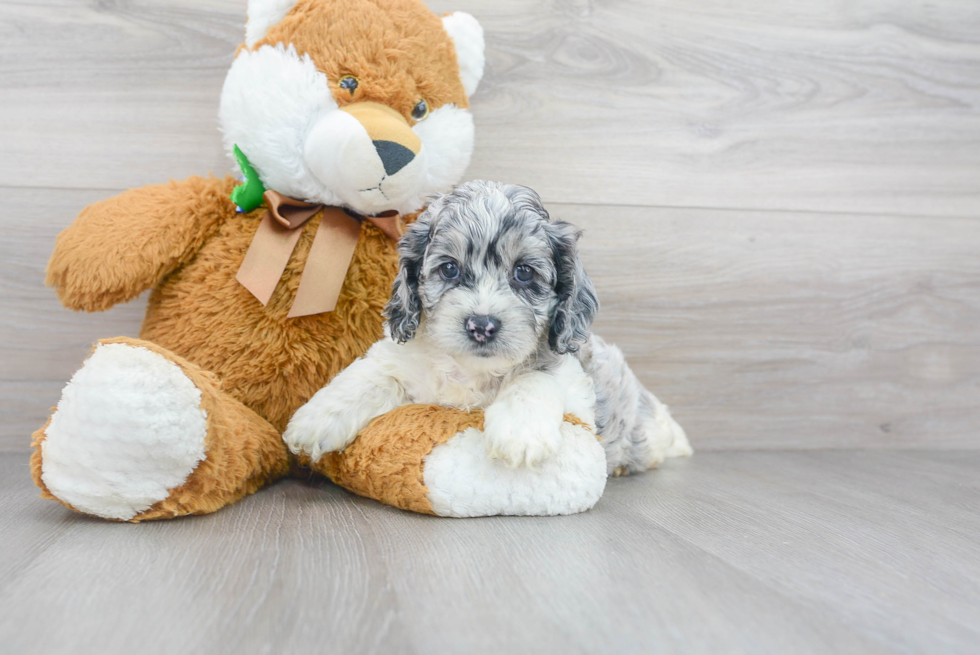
left=384, top=216, right=431, bottom=343
left=442, top=12, right=485, bottom=97
left=546, top=221, right=599, bottom=355
left=246, top=0, right=301, bottom=47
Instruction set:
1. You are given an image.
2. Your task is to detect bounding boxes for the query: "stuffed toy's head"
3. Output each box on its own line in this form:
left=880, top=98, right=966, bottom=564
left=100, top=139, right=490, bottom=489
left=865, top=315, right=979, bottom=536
left=220, top=0, right=485, bottom=215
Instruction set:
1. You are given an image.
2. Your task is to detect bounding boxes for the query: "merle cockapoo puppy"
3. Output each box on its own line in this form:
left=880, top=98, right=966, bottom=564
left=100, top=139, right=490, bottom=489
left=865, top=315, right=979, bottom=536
left=284, top=180, right=691, bottom=474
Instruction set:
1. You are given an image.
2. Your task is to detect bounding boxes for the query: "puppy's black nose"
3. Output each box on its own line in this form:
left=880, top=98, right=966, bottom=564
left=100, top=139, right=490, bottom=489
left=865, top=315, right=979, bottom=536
left=466, top=315, right=500, bottom=344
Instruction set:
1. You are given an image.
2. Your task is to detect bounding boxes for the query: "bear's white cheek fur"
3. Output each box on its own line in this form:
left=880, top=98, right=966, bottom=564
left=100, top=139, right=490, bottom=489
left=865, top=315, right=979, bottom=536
left=303, top=112, right=428, bottom=215
left=303, top=111, right=385, bottom=204
left=414, top=105, right=476, bottom=198
left=219, top=43, right=341, bottom=206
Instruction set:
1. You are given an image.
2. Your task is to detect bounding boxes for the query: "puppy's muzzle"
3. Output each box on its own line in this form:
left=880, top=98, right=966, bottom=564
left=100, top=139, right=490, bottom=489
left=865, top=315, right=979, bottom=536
left=466, top=315, right=500, bottom=344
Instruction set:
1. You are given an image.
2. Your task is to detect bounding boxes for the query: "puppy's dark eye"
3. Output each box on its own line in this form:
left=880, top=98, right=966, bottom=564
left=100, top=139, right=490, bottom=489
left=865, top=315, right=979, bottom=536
left=339, top=75, right=359, bottom=95
left=514, top=264, right=534, bottom=283
left=411, top=99, right=429, bottom=121
left=439, top=261, right=460, bottom=280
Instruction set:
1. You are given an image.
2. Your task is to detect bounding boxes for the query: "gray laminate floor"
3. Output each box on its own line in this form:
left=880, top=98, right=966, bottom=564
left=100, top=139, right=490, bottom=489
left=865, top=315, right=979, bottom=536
left=2, top=450, right=978, bottom=654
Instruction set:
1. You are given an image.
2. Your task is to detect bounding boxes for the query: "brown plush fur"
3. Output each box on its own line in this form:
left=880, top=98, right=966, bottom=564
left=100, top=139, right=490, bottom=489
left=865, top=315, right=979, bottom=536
left=308, top=408, right=595, bottom=515
left=254, top=0, right=469, bottom=120
left=309, top=405, right=486, bottom=514
left=137, top=178, right=404, bottom=433
left=34, top=0, right=475, bottom=520
left=46, top=176, right=234, bottom=312
left=47, top=175, right=402, bottom=433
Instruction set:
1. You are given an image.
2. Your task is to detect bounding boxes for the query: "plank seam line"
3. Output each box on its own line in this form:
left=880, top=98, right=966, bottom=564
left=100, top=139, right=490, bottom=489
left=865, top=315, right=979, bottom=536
left=2, top=186, right=978, bottom=222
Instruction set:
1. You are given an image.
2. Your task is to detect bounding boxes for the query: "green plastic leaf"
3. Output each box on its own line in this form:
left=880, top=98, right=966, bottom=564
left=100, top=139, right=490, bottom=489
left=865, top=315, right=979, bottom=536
left=230, top=144, right=266, bottom=212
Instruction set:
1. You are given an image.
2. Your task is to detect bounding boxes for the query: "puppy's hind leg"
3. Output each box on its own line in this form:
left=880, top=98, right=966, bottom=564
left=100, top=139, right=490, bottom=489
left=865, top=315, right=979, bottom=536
left=631, top=389, right=691, bottom=472
left=583, top=335, right=691, bottom=476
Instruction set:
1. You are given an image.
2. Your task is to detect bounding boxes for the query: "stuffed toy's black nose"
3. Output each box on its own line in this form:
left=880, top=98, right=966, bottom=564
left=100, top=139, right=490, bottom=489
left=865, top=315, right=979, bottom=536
left=466, top=315, right=500, bottom=344
left=373, top=140, right=416, bottom=175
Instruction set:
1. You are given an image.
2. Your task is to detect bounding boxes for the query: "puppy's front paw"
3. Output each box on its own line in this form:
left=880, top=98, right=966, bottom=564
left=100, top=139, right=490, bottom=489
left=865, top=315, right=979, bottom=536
left=483, top=403, right=563, bottom=469
left=283, top=399, right=361, bottom=462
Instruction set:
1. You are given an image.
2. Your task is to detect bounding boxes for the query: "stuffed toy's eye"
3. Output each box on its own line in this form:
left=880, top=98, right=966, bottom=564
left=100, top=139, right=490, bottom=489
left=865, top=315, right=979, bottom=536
left=339, top=75, right=359, bottom=95
left=514, top=264, right=534, bottom=283
left=439, top=261, right=460, bottom=280
left=411, top=99, right=429, bottom=121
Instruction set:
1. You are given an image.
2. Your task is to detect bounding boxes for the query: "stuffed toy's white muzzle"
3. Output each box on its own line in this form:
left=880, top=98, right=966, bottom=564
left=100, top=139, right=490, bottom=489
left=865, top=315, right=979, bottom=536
left=304, top=102, right=426, bottom=214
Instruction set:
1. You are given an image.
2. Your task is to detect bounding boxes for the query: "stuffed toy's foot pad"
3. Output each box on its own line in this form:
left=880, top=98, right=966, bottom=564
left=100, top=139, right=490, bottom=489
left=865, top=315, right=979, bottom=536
left=39, top=342, right=208, bottom=520
left=424, top=422, right=607, bottom=517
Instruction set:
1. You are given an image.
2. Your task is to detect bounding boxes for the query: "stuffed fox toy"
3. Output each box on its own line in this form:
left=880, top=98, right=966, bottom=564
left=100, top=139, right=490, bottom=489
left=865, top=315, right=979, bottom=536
left=32, top=0, right=612, bottom=521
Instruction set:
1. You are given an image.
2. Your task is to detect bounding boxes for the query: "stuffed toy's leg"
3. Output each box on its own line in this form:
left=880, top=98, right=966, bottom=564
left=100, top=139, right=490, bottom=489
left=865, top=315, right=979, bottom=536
left=31, top=337, right=290, bottom=522
left=309, top=405, right=608, bottom=517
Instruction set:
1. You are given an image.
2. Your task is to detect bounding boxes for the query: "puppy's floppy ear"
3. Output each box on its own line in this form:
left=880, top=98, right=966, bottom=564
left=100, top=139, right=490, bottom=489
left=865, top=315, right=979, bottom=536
left=546, top=221, right=599, bottom=354
left=384, top=216, right=430, bottom=343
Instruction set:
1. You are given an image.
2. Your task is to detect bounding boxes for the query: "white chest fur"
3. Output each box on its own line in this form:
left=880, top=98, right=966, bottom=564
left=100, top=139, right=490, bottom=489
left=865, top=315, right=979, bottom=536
left=394, top=340, right=512, bottom=410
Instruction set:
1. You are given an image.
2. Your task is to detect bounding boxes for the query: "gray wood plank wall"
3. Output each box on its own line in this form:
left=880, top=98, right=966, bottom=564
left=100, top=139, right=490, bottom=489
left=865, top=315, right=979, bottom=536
left=1, top=0, right=978, bottom=452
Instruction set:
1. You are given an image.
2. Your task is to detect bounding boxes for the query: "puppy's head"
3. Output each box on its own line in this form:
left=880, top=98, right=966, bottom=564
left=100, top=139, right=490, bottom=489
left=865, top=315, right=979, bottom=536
left=384, top=180, right=598, bottom=366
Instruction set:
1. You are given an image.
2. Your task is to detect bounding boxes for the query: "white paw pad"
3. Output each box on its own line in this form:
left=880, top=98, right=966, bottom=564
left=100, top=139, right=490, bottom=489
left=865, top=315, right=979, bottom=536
left=40, top=343, right=208, bottom=520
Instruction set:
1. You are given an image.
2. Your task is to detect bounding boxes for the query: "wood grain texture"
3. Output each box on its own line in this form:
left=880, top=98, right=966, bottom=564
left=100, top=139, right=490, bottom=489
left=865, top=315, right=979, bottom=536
left=0, top=187, right=145, bottom=452
left=1, top=0, right=979, bottom=215
left=4, top=188, right=978, bottom=452
left=0, top=0, right=240, bottom=189
left=568, top=204, right=980, bottom=451
left=2, top=451, right=979, bottom=654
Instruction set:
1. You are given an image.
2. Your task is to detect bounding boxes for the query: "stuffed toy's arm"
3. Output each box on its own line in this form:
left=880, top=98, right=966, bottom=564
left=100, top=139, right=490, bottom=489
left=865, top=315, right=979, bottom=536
left=47, top=176, right=237, bottom=312
left=483, top=355, right=597, bottom=468
left=283, top=340, right=408, bottom=461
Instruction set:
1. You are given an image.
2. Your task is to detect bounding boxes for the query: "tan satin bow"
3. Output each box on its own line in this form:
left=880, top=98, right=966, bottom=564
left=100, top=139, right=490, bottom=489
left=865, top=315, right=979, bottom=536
left=236, top=190, right=404, bottom=318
